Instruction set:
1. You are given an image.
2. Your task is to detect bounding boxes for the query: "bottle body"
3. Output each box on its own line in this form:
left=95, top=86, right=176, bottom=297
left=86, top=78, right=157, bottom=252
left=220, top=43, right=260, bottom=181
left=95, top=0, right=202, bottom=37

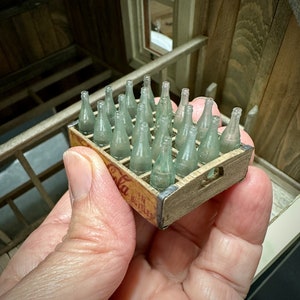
left=104, top=86, right=116, bottom=126
left=174, top=88, right=189, bottom=131
left=220, top=107, right=242, bottom=153
left=78, top=90, right=95, bottom=135
left=129, top=122, right=152, bottom=175
left=93, top=101, right=112, bottom=147
left=196, top=98, right=213, bottom=141
left=125, top=79, right=138, bottom=118
left=150, top=137, right=175, bottom=192
left=110, top=111, right=131, bottom=160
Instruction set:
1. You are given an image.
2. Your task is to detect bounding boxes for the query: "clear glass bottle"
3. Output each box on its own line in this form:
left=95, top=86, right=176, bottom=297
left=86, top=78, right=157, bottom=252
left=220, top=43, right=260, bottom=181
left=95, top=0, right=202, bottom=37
left=198, top=116, right=220, bottom=163
left=78, top=90, right=95, bottom=135
left=140, top=86, right=154, bottom=128
left=125, top=79, right=138, bottom=118
left=173, top=88, right=189, bottom=131
left=150, top=136, right=175, bottom=192
left=175, top=125, right=198, bottom=177
left=93, top=100, right=112, bottom=147
left=104, top=86, right=116, bottom=126
left=143, top=74, right=156, bottom=111
left=175, top=104, right=193, bottom=151
left=220, top=107, right=242, bottom=153
left=129, top=122, right=152, bottom=175
left=152, top=116, right=170, bottom=161
left=110, top=111, right=131, bottom=160
left=118, top=94, right=133, bottom=136
left=196, top=98, right=213, bottom=141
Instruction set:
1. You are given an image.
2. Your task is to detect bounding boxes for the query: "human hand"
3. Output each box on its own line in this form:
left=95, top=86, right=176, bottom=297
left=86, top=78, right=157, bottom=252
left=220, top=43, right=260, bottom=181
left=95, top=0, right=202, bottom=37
left=0, top=99, right=272, bottom=299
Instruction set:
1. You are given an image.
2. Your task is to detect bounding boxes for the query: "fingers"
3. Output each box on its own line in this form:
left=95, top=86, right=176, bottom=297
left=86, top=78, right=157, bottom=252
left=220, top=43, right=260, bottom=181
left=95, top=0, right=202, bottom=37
left=183, top=166, right=273, bottom=299
left=1, top=147, right=135, bottom=300
left=190, top=96, right=221, bottom=122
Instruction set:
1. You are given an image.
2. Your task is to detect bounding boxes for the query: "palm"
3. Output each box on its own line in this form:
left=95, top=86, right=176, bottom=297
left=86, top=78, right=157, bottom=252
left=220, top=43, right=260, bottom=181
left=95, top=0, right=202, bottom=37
left=112, top=167, right=271, bottom=299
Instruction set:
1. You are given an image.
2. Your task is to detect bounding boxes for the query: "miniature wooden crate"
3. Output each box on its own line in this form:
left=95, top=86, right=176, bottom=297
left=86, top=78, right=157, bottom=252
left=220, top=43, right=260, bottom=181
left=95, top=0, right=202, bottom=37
left=68, top=121, right=253, bottom=229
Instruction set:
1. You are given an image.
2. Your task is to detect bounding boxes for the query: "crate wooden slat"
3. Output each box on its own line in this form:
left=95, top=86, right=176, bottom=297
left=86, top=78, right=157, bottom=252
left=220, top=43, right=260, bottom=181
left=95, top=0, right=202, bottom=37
left=68, top=119, right=253, bottom=229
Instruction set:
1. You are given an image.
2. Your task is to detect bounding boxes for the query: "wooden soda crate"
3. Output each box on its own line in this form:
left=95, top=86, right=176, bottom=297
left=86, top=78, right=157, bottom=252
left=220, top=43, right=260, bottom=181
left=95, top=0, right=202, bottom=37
left=68, top=121, right=253, bottom=229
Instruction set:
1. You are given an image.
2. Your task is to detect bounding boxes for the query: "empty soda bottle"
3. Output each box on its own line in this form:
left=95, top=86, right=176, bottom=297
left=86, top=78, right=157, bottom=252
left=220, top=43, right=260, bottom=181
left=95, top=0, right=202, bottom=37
left=132, top=103, right=151, bottom=146
left=78, top=90, right=95, bottom=135
left=118, top=94, right=133, bottom=136
left=173, top=88, right=189, bottom=131
left=175, top=125, right=198, bottom=177
left=104, top=86, right=116, bottom=126
left=140, top=86, right=154, bottom=128
left=150, top=136, right=175, bottom=192
left=220, top=107, right=242, bottom=153
left=156, top=81, right=172, bottom=120
left=143, top=74, right=156, bottom=111
left=129, top=122, right=152, bottom=175
left=175, top=104, right=193, bottom=151
left=110, top=111, right=131, bottom=160
left=196, top=98, right=213, bottom=141
left=93, top=100, right=112, bottom=147
left=198, top=116, right=220, bottom=164
left=125, top=79, right=137, bottom=118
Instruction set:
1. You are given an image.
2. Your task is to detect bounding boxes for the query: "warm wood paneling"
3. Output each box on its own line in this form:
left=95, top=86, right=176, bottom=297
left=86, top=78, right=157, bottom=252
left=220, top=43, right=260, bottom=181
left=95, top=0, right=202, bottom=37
left=64, top=0, right=131, bottom=74
left=0, top=0, right=73, bottom=79
left=253, top=15, right=300, bottom=181
left=221, top=0, right=290, bottom=115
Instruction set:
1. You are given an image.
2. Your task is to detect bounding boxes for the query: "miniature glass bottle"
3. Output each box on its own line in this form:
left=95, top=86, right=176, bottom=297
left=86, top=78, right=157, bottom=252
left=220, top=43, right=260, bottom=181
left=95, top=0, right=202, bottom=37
left=143, top=74, right=156, bottom=111
left=157, top=81, right=172, bottom=119
left=93, top=100, right=112, bottom=147
left=129, top=122, right=152, bottom=175
left=132, top=103, right=151, bottom=146
left=104, top=86, right=116, bottom=126
left=175, top=125, right=198, bottom=177
left=220, top=107, right=242, bottom=153
left=173, top=88, right=189, bottom=131
left=175, top=104, right=193, bottom=151
left=118, top=94, right=133, bottom=136
left=140, top=86, right=154, bottom=128
left=78, top=90, right=95, bottom=135
left=110, top=111, right=131, bottom=160
left=196, top=98, right=213, bottom=141
left=152, top=116, right=171, bottom=161
left=198, top=116, right=220, bottom=164
left=150, top=136, right=175, bottom=192
left=125, top=79, right=138, bottom=118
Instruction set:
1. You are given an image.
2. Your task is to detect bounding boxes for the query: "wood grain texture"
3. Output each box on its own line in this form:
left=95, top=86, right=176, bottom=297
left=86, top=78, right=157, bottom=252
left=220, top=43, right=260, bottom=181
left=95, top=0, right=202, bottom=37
left=200, top=0, right=240, bottom=104
left=220, top=0, right=278, bottom=117
left=253, top=15, right=300, bottom=181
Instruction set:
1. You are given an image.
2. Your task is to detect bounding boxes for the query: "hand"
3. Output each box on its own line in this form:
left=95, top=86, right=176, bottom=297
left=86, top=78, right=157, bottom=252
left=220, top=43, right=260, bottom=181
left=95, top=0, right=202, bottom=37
left=0, top=99, right=272, bottom=299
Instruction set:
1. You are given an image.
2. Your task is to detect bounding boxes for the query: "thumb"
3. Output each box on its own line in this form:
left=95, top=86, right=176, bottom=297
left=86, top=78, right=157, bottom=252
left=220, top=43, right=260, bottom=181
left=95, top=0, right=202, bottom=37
left=4, top=147, right=135, bottom=300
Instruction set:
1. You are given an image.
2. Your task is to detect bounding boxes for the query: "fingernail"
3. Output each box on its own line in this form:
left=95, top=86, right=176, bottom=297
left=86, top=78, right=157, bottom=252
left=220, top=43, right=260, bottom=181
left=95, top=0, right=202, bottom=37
left=63, top=150, right=92, bottom=202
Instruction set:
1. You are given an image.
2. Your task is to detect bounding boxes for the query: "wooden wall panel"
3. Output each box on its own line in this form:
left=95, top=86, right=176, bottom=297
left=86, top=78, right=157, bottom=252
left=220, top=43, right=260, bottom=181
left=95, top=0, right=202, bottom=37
left=220, top=0, right=281, bottom=117
left=0, top=1, right=73, bottom=79
left=200, top=0, right=240, bottom=103
left=253, top=15, right=300, bottom=181
left=64, top=0, right=131, bottom=74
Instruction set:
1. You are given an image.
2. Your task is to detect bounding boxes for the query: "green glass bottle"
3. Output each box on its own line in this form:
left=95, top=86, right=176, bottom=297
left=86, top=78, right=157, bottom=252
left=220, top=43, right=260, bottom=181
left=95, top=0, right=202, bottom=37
left=129, top=122, right=152, bottom=175
left=78, top=90, right=95, bottom=135
left=143, top=74, right=156, bottom=111
left=93, top=100, right=112, bottom=147
left=132, top=103, right=151, bottom=146
left=156, top=81, right=172, bottom=120
left=110, top=111, right=131, bottom=160
left=175, top=125, right=198, bottom=177
left=150, top=136, right=175, bottom=192
left=174, top=88, right=189, bottom=131
left=104, top=86, right=116, bottom=126
left=198, top=116, right=220, bottom=164
left=220, top=107, right=242, bottom=153
left=196, top=98, right=213, bottom=141
left=175, top=104, right=193, bottom=151
left=118, top=94, right=133, bottom=136
left=152, top=116, right=171, bottom=161
left=140, top=86, right=154, bottom=128
left=125, top=79, right=138, bottom=118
